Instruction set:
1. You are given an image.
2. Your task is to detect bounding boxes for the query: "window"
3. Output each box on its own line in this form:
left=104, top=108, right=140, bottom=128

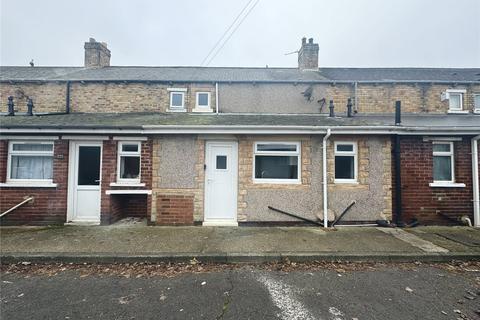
left=334, top=142, right=357, bottom=183
left=474, top=94, right=480, bottom=113
left=167, top=88, right=187, bottom=111
left=216, top=155, right=227, bottom=170
left=117, top=142, right=141, bottom=183
left=432, top=142, right=454, bottom=183
left=446, top=89, right=466, bottom=112
left=7, top=141, right=54, bottom=182
left=253, top=142, right=300, bottom=183
left=195, top=92, right=211, bottom=110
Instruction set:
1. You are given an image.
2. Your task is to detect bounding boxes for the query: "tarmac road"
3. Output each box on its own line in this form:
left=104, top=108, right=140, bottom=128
left=1, top=264, right=479, bottom=320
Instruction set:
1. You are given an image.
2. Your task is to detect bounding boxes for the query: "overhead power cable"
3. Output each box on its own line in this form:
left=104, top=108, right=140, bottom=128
left=201, top=0, right=260, bottom=66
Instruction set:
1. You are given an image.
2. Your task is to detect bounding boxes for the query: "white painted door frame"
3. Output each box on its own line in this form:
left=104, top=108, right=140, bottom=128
left=67, top=141, right=103, bottom=224
left=203, top=141, right=238, bottom=226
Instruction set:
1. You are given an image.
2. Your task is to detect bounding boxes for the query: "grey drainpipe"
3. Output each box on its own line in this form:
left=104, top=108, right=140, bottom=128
left=472, top=135, right=480, bottom=227
left=323, top=128, right=331, bottom=228
left=215, top=82, right=219, bottom=114
left=394, top=101, right=403, bottom=226
left=65, top=81, right=71, bottom=113
left=354, top=82, right=358, bottom=113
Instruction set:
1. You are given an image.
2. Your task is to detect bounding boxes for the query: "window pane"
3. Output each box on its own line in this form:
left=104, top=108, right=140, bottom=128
left=171, top=93, right=183, bottom=107
left=257, top=144, right=297, bottom=152
left=78, top=146, right=101, bottom=185
left=122, top=144, right=138, bottom=152
left=449, top=94, right=461, bottom=110
left=10, top=155, right=53, bottom=179
left=475, top=95, right=480, bottom=108
left=255, top=155, right=298, bottom=179
left=335, top=156, right=354, bottom=180
left=433, top=144, right=451, bottom=153
left=216, top=155, right=227, bottom=170
left=120, top=156, right=140, bottom=179
left=336, top=144, right=353, bottom=152
left=198, top=93, right=209, bottom=106
left=12, top=143, right=53, bottom=152
left=433, top=156, right=452, bottom=181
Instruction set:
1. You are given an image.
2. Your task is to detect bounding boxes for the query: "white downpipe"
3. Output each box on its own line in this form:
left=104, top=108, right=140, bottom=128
left=472, top=135, right=480, bottom=227
left=323, top=128, right=332, bottom=228
left=215, top=82, right=219, bottom=114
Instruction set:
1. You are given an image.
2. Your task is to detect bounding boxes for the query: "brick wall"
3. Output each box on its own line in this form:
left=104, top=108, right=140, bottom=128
left=395, top=136, right=474, bottom=224
left=156, top=194, right=194, bottom=225
left=2, top=82, right=478, bottom=115
left=100, top=139, right=153, bottom=224
left=69, top=82, right=216, bottom=113
left=0, top=140, right=69, bottom=225
left=0, top=82, right=67, bottom=113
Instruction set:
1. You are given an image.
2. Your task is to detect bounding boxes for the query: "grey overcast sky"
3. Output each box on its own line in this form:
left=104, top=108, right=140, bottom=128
left=1, top=0, right=479, bottom=68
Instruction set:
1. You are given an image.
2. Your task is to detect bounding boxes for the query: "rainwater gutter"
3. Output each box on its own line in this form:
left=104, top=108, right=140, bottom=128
left=472, top=134, right=480, bottom=227
left=322, top=128, right=331, bottom=228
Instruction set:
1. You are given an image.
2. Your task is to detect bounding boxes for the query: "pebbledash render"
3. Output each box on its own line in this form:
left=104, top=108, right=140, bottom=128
left=0, top=37, right=479, bottom=227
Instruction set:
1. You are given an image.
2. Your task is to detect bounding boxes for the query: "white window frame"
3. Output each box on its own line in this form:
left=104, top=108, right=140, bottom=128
left=167, top=88, right=187, bottom=112
left=334, top=141, right=358, bottom=184
left=446, top=89, right=467, bottom=113
left=6, top=141, right=54, bottom=184
left=253, top=141, right=301, bottom=184
left=474, top=93, right=480, bottom=114
left=116, top=141, right=141, bottom=184
left=194, top=92, right=212, bottom=112
left=432, top=141, right=455, bottom=184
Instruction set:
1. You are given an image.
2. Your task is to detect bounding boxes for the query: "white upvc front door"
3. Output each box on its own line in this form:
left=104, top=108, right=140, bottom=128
left=204, top=141, right=238, bottom=226
left=67, top=141, right=102, bottom=224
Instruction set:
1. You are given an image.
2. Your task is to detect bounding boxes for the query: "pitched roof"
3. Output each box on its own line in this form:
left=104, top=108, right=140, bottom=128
left=1, top=66, right=479, bottom=83
left=1, top=112, right=478, bottom=133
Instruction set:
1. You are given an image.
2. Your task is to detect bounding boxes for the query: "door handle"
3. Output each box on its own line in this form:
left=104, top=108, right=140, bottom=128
left=95, top=179, right=101, bottom=182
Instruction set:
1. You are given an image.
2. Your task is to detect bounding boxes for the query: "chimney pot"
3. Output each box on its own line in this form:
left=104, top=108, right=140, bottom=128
left=329, top=100, right=335, bottom=117
left=27, top=98, right=34, bottom=116
left=7, top=96, right=15, bottom=116
left=298, top=37, right=319, bottom=71
left=395, top=101, right=402, bottom=125
left=84, top=38, right=111, bottom=68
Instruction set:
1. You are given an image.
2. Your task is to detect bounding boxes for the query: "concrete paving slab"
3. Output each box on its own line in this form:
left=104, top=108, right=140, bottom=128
left=1, top=225, right=479, bottom=263
left=377, top=228, right=449, bottom=253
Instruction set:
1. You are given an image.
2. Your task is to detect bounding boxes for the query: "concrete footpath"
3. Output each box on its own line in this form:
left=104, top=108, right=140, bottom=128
left=1, top=223, right=480, bottom=264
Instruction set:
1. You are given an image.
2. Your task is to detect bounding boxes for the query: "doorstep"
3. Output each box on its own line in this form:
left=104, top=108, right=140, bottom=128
left=202, top=220, right=238, bottom=227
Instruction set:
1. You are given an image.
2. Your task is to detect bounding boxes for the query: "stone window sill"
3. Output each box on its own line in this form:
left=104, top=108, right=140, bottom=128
left=166, top=108, right=187, bottom=113
left=109, top=182, right=145, bottom=187
left=429, top=182, right=466, bottom=188
left=0, top=183, right=57, bottom=188
left=447, top=110, right=469, bottom=114
left=192, top=108, right=213, bottom=113
left=105, top=189, right=152, bottom=195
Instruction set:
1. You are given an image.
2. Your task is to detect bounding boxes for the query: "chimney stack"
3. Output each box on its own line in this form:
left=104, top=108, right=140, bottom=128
left=84, top=38, right=111, bottom=68
left=298, top=37, right=319, bottom=71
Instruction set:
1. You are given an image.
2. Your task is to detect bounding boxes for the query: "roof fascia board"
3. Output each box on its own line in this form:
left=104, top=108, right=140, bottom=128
left=1, top=126, right=479, bottom=135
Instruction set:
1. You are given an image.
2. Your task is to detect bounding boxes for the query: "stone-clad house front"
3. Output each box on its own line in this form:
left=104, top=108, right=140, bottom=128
left=1, top=37, right=479, bottom=227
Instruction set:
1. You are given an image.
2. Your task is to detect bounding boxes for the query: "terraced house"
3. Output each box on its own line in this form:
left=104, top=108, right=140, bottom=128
left=1, top=37, right=479, bottom=227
